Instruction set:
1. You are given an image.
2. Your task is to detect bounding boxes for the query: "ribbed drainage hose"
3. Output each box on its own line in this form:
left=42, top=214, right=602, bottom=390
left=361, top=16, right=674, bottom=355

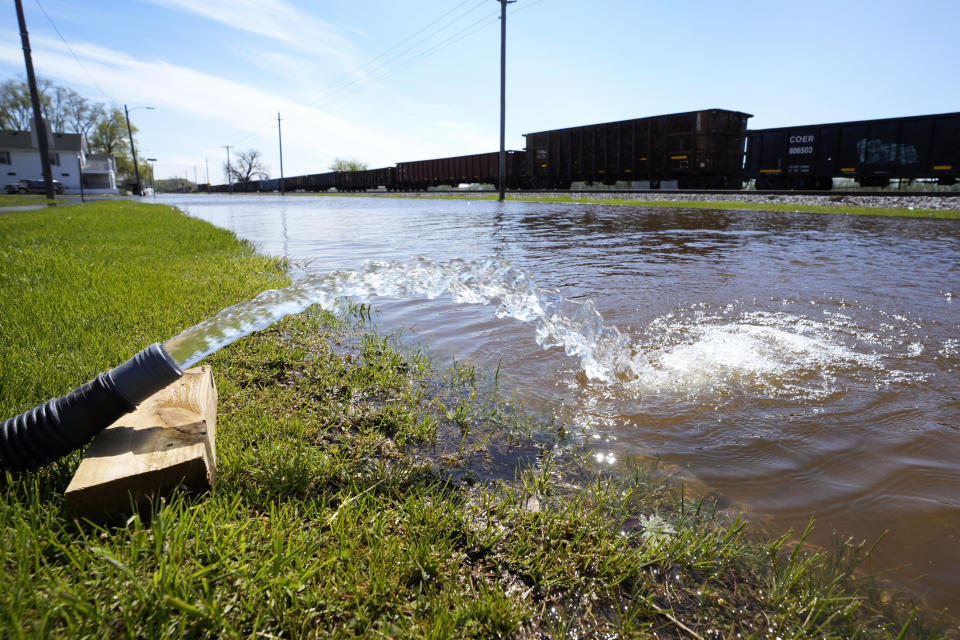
left=0, top=344, right=183, bottom=472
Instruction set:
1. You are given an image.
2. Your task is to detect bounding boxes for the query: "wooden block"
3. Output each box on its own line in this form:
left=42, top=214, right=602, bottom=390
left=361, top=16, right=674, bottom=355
left=65, top=365, right=217, bottom=520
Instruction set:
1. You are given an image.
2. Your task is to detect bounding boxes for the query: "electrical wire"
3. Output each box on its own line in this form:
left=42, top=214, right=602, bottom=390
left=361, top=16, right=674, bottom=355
left=305, top=0, right=490, bottom=108
left=33, top=0, right=112, bottom=103
left=312, top=0, right=548, bottom=109
left=248, top=2, right=493, bottom=151
left=509, top=0, right=548, bottom=17
left=364, top=11, right=499, bottom=85
left=321, top=0, right=482, bottom=95
left=227, top=0, right=549, bottom=172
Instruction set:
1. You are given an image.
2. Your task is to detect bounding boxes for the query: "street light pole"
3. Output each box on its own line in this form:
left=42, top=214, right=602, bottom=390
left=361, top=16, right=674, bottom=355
left=146, top=158, right=157, bottom=198
left=124, top=104, right=153, bottom=196
left=497, top=0, right=515, bottom=202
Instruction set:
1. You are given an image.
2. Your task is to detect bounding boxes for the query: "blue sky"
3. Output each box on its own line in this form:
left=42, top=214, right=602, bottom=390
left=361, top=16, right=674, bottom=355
left=2, top=0, right=957, bottom=181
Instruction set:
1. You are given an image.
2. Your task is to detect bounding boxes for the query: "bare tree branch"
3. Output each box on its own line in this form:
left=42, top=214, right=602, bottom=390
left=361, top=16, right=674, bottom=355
left=224, top=149, right=269, bottom=182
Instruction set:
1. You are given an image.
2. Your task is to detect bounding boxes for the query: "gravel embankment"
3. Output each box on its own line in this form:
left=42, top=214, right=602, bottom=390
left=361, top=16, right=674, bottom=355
left=523, top=191, right=960, bottom=211
left=400, top=189, right=960, bottom=211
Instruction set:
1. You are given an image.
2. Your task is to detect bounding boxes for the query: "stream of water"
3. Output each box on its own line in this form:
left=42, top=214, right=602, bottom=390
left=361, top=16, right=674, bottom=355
left=160, top=194, right=960, bottom=611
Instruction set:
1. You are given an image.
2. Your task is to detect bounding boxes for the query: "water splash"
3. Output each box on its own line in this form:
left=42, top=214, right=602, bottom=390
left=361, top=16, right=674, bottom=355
left=164, top=256, right=920, bottom=397
left=163, top=256, right=633, bottom=381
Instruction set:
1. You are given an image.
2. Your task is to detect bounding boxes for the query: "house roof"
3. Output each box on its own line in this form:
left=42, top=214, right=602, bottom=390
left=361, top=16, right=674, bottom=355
left=0, top=130, right=83, bottom=151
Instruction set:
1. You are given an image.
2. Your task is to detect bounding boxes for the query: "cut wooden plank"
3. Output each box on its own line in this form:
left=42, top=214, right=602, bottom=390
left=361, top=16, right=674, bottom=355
left=65, top=365, right=217, bottom=520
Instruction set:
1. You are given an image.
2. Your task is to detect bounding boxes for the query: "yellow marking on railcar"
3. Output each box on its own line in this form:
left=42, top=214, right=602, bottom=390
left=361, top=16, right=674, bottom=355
left=540, top=163, right=547, bottom=168
left=933, top=165, right=953, bottom=170
left=670, top=155, right=688, bottom=160
left=598, top=169, right=605, bottom=174
left=841, top=167, right=856, bottom=173
left=639, top=157, right=647, bottom=161
left=624, top=168, right=632, bottom=173
left=759, top=169, right=781, bottom=174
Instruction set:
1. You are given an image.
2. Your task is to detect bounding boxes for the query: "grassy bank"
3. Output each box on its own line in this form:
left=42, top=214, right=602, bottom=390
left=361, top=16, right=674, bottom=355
left=0, top=194, right=48, bottom=207
left=0, top=201, right=949, bottom=638
left=492, top=194, right=960, bottom=219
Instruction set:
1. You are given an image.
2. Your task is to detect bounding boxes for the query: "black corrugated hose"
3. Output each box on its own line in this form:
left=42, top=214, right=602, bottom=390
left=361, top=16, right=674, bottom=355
left=0, top=343, right=182, bottom=472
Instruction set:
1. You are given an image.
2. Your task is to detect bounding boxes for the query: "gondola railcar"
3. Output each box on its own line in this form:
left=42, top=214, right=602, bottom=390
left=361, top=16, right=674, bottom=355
left=395, top=151, right=526, bottom=190
left=745, top=111, right=960, bottom=189
left=523, top=108, right=752, bottom=189
left=339, top=167, right=396, bottom=191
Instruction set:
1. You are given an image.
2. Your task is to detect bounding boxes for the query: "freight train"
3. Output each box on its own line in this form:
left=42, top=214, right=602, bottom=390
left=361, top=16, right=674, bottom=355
left=208, top=108, right=960, bottom=193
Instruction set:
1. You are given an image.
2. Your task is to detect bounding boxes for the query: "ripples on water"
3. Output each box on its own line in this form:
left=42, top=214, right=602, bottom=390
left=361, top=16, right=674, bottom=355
left=160, top=194, right=959, bottom=610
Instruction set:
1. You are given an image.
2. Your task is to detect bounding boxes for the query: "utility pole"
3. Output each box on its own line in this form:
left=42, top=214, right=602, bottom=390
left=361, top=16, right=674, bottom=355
left=277, top=112, right=285, bottom=196
left=124, top=105, right=141, bottom=195
left=222, top=145, right=233, bottom=191
left=497, top=0, right=515, bottom=202
left=205, top=157, right=210, bottom=185
left=14, top=0, right=54, bottom=201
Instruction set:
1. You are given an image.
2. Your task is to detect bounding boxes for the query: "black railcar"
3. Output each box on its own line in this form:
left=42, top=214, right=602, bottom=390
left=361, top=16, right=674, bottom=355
left=745, top=111, right=960, bottom=189
left=395, top=151, right=525, bottom=190
left=299, top=173, right=336, bottom=191
left=523, top=109, right=752, bottom=189
left=339, top=167, right=396, bottom=191
left=281, top=175, right=305, bottom=191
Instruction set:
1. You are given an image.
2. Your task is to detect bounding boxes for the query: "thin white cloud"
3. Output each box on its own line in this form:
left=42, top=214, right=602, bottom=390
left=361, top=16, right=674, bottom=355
left=142, top=0, right=357, bottom=61
left=0, top=29, right=498, bottom=179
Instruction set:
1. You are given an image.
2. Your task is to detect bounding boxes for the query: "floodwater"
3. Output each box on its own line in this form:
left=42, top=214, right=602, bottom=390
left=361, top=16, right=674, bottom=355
left=160, top=194, right=960, bottom=611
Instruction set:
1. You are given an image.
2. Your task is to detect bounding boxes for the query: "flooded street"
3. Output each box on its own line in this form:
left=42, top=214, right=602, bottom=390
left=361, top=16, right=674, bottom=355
left=161, top=193, right=960, bottom=611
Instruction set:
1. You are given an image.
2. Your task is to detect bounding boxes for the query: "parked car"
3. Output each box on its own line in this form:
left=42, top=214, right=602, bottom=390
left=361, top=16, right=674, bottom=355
left=3, top=179, right=65, bottom=195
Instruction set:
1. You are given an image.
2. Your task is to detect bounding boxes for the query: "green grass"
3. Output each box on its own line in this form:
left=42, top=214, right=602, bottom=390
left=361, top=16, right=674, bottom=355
left=365, top=192, right=960, bottom=219
left=0, top=194, right=49, bottom=207
left=494, top=194, right=960, bottom=219
left=0, top=201, right=952, bottom=638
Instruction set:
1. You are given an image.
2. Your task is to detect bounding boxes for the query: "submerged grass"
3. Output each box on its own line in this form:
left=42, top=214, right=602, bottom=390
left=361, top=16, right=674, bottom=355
left=0, top=194, right=49, bottom=207
left=0, top=201, right=953, bottom=638
left=370, top=192, right=960, bottom=219
left=492, top=194, right=960, bottom=219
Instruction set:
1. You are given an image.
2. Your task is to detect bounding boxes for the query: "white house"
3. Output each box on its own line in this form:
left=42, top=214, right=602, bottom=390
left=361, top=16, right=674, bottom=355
left=81, top=154, right=118, bottom=193
left=0, top=129, right=118, bottom=194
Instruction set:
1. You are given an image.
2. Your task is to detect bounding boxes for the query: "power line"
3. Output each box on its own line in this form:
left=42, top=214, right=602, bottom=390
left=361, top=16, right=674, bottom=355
left=230, top=3, right=492, bottom=145
left=321, top=0, right=482, bottom=95
left=213, top=0, right=550, bottom=176
left=509, top=0, right=548, bottom=17
left=33, top=0, right=112, bottom=102
left=372, top=11, right=498, bottom=82
left=309, top=8, right=500, bottom=109
left=306, top=0, right=491, bottom=108
left=308, top=0, right=547, bottom=109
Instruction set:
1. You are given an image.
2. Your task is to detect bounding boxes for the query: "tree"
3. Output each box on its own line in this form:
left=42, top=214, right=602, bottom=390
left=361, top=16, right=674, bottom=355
left=0, top=76, right=68, bottom=131
left=0, top=78, right=41, bottom=130
left=87, top=107, right=144, bottom=186
left=329, top=157, right=368, bottom=171
left=224, top=149, right=269, bottom=183
left=65, top=91, right=104, bottom=147
left=87, top=107, right=129, bottom=156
